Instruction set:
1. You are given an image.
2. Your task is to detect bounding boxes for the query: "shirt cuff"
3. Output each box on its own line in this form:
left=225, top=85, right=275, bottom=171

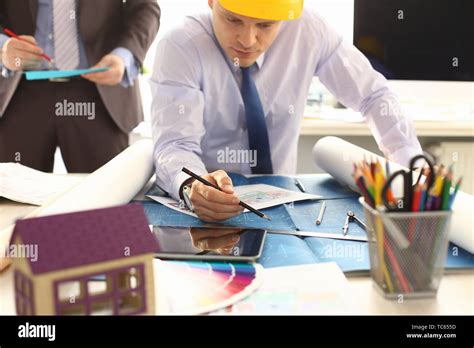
left=171, top=167, right=208, bottom=201
left=387, top=145, right=424, bottom=168
left=0, top=34, right=14, bottom=77
left=0, top=34, right=9, bottom=50
left=111, top=47, right=139, bottom=88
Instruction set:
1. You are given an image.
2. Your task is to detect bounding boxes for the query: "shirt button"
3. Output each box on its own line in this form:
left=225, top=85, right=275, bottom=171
left=48, top=34, right=53, bottom=40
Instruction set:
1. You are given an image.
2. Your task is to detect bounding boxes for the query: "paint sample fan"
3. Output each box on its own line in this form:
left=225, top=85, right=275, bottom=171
left=155, top=260, right=263, bottom=314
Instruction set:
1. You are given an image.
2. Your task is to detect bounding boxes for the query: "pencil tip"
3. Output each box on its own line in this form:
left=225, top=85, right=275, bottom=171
left=263, top=215, right=272, bottom=221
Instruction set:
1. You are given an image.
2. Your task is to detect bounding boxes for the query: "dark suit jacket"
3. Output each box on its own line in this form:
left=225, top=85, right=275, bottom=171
left=0, top=0, right=160, bottom=133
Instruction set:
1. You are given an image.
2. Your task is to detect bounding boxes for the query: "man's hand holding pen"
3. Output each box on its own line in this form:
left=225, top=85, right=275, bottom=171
left=1, top=35, right=44, bottom=71
left=188, top=170, right=244, bottom=222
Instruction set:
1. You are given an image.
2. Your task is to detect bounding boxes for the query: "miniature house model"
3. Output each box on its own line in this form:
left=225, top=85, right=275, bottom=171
left=10, top=203, right=158, bottom=315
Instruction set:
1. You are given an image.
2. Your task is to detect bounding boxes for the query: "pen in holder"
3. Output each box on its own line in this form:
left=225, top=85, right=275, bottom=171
left=359, top=197, right=452, bottom=298
left=352, top=154, right=461, bottom=299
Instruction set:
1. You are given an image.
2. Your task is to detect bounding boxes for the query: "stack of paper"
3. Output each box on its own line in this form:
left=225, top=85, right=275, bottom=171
left=212, top=263, right=358, bottom=315
left=0, top=163, right=83, bottom=205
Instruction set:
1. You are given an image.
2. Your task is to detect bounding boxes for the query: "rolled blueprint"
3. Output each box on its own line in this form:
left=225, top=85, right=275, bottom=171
left=313, top=136, right=474, bottom=254
left=0, top=140, right=154, bottom=271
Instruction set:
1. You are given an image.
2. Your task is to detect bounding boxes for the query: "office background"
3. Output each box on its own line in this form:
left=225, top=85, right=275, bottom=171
left=50, top=0, right=474, bottom=194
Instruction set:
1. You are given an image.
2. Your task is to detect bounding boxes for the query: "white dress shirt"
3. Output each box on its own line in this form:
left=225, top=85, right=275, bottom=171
left=150, top=9, right=423, bottom=200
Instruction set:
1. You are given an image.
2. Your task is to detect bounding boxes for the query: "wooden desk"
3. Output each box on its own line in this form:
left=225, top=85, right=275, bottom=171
left=1, top=196, right=473, bottom=315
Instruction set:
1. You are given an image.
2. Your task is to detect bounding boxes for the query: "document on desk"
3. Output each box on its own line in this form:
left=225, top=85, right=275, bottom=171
left=0, top=140, right=154, bottom=272
left=0, top=163, right=83, bottom=205
left=148, top=184, right=321, bottom=217
left=24, top=67, right=110, bottom=80
left=212, top=263, right=359, bottom=315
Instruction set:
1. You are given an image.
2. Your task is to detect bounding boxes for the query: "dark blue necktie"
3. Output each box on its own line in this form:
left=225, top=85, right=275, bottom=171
left=241, top=66, right=273, bottom=174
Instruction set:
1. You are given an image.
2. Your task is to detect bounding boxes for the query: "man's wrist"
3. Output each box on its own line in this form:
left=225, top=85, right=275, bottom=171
left=179, top=177, right=195, bottom=199
left=179, top=178, right=195, bottom=211
left=111, top=47, right=139, bottom=87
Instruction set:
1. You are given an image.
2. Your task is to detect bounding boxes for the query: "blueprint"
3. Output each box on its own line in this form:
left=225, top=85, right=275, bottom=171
left=141, top=174, right=473, bottom=273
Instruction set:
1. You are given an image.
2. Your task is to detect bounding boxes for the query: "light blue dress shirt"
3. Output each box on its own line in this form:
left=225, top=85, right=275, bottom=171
left=0, top=0, right=138, bottom=87
left=150, top=9, right=423, bottom=200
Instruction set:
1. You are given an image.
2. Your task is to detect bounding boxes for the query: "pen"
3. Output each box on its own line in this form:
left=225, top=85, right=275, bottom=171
left=411, top=184, right=421, bottom=212
left=3, top=28, right=53, bottom=63
left=294, top=178, right=306, bottom=192
left=441, top=166, right=453, bottom=210
left=315, top=201, right=326, bottom=225
left=449, top=177, right=462, bottom=209
left=342, top=214, right=350, bottom=236
left=182, top=167, right=271, bottom=221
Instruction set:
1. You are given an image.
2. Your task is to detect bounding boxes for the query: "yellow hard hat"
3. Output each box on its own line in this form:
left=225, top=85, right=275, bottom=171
left=219, top=0, right=304, bottom=21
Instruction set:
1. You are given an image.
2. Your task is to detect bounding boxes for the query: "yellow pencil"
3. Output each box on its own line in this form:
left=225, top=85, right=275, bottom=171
left=374, top=161, right=384, bottom=207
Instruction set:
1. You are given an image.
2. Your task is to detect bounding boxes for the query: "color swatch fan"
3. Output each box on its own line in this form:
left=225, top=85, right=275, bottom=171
left=155, top=260, right=263, bottom=314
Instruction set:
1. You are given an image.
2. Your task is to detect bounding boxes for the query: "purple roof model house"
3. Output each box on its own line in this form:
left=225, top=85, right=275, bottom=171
left=10, top=203, right=159, bottom=315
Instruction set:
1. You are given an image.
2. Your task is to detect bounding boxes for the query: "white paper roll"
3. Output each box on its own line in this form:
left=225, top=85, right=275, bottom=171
left=313, top=136, right=474, bottom=253
left=0, top=140, right=154, bottom=271
left=312, top=136, right=407, bottom=191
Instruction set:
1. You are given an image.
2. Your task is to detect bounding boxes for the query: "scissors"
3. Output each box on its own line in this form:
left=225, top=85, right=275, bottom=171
left=381, top=154, right=435, bottom=212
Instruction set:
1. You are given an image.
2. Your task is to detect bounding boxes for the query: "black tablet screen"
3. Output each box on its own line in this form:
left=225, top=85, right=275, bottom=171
left=152, top=226, right=266, bottom=260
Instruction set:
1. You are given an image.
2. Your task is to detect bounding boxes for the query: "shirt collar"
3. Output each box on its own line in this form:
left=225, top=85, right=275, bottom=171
left=255, top=53, right=265, bottom=69
left=229, top=52, right=266, bottom=73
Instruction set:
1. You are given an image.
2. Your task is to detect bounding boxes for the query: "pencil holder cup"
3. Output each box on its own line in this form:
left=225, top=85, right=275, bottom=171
left=359, top=197, right=452, bottom=299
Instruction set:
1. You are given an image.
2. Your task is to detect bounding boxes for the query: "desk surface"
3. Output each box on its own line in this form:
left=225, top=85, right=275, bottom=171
left=1, top=182, right=473, bottom=315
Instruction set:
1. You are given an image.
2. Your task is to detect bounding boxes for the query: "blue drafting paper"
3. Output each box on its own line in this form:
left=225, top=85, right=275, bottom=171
left=286, top=197, right=366, bottom=237
left=304, top=237, right=370, bottom=273
left=303, top=240, right=473, bottom=273
left=445, top=243, right=474, bottom=269
left=294, top=174, right=359, bottom=199
left=140, top=174, right=473, bottom=273
left=140, top=200, right=297, bottom=230
left=228, top=173, right=250, bottom=187
left=24, top=67, right=109, bottom=80
left=249, top=175, right=302, bottom=191
left=228, top=172, right=359, bottom=199
left=258, top=234, right=318, bottom=268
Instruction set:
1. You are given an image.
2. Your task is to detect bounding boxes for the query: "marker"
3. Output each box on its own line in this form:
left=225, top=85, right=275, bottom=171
left=449, top=177, right=462, bottom=209
left=294, top=178, right=306, bottom=193
left=342, top=214, right=350, bottom=236
left=441, top=166, right=453, bottom=210
left=315, top=201, right=326, bottom=225
left=411, top=185, right=421, bottom=212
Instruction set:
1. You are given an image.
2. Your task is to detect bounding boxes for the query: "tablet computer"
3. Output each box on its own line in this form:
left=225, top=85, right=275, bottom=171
left=151, top=226, right=266, bottom=262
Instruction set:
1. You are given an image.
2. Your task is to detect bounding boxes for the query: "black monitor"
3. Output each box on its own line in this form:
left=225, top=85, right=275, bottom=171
left=353, top=0, right=474, bottom=81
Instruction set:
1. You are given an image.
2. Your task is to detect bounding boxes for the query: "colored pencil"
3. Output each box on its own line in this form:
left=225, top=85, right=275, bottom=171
left=449, top=177, right=462, bottom=209
left=411, top=185, right=421, bottom=212
left=441, top=167, right=453, bottom=210
left=418, top=183, right=427, bottom=211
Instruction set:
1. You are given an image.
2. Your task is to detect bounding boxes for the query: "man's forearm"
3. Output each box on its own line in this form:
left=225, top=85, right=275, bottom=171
left=362, top=92, right=423, bottom=166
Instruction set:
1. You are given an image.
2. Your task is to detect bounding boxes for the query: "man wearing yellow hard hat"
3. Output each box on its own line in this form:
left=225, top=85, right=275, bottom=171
left=150, top=0, right=423, bottom=222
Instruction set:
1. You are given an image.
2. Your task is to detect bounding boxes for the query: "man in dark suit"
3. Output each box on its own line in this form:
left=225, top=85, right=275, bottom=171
left=0, top=0, right=160, bottom=172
